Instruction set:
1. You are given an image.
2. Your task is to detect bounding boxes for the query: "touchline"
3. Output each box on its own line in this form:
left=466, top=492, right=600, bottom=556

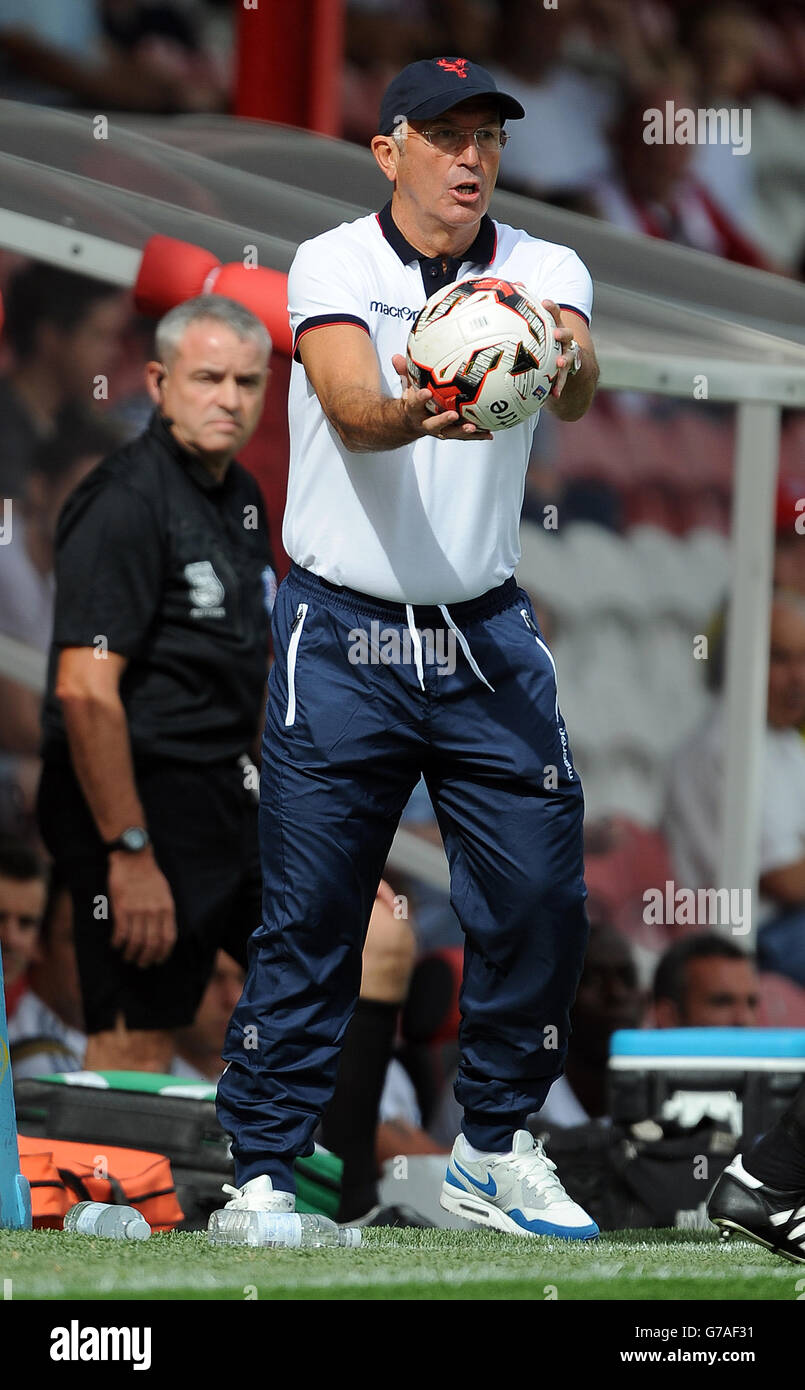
left=50, top=1321, right=151, bottom=1370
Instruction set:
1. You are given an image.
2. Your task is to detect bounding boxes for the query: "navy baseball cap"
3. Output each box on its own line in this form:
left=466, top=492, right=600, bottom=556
left=378, top=56, right=525, bottom=136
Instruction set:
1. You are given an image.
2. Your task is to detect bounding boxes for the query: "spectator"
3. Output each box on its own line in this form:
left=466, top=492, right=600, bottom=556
left=490, top=0, right=619, bottom=206
left=652, top=933, right=760, bottom=1027
left=0, top=836, right=47, bottom=1026
left=0, top=415, right=125, bottom=753
left=681, top=0, right=805, bottom=273
left=436, top=0, right=497, bottom=66
left=680, top=2, right=767, bottom=250
left=0, top=0, right=224, bottom=110
left=36, top=295, right=274, bottom=1074
left=342, top=0, right=431, bottom=144
left=170, top=950, right=245, bottom=1082
left=589, top=81, right=774, bottom=268
left=665, top=592, right=805, bottom=985
left=97, top=0, right=227, bottom=113
left=0, top=0, right=104, bottom=105
left=0, top=264, right=128, bottom=501
left=7, top=874, right=86, bottom=1080
left=0, top=414, right=125, bottom=838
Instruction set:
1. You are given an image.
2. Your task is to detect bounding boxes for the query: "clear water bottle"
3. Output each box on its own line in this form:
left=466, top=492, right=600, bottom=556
left=63, top=1201, right=151, bottom=1241
left=207, top=1210, right=361, bottom=1249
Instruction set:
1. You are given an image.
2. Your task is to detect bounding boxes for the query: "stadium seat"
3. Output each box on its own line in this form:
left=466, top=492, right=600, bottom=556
left=579, top=753, right=668, bottom=827
left=677, top=487, right=731, bottom=536
left=627, top=525, right=713, bottom=621
left=617, top=411, right=685, bottom=486
left=554, top=404, right=633, bottom=486
left=518, top=526, right=591, bottom=623
left=682, top=529, right=731, bottom=615
left=674, top=411, right=735, bottom=490
left=562, top=523, right=649, bottom=621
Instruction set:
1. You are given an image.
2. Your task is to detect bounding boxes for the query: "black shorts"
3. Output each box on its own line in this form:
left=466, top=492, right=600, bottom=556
left=36, top=752, right=261, bottom=1035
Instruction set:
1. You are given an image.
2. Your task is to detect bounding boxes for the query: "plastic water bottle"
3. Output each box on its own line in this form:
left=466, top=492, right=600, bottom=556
left=63, top=1201, right=151, bottom=1241
left=207, top=1210, right=361, bottom=1249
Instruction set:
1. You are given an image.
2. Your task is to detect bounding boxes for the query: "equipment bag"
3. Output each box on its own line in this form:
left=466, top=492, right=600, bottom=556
left=13, top=1072, right=342, bottom=1228
left=529, top=1114, right=738, bottom=1230
left=17, top=1136, right=184, bottom=1230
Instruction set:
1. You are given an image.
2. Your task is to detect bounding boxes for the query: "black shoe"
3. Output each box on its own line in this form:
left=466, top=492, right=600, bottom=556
left=349, top=1203, right=435, bottom=1229
left=707, top=1154, right=805, bottom=1265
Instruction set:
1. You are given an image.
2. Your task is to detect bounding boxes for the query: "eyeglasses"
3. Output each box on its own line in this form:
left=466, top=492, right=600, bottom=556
left=413, top=126, right=509, bottom=155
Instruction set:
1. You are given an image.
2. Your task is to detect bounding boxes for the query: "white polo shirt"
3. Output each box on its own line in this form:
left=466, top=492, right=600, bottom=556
left=285, top=201, right=593, bottom=604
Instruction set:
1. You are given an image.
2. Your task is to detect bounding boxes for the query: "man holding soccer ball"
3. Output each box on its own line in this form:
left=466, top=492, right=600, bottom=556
left=215, top=57, right=601, bottom=1240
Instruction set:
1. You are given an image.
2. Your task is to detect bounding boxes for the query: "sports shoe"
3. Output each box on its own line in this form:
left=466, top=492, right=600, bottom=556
left=707, top=1154, right=805, bottom=1264
left=207, top=1174, right=295, bottom=1243
left=440, top=1129, right=599, bottom=1239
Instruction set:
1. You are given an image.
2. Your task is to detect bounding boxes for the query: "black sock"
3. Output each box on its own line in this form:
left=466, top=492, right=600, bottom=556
left=744, top=1083, right=805, bottom=1190
left=320, top=997, right=399, bottom=1222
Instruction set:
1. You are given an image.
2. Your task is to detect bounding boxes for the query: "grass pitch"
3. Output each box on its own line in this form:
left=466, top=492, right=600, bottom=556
left=0, top=1227, right=799, bottom=1300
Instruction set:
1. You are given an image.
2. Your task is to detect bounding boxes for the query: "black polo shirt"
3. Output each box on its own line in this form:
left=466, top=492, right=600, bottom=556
left=42, top=411, right=275, bottom=764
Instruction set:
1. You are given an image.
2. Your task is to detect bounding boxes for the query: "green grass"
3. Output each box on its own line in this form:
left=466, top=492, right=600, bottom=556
left=0, top=1227, right=800, bottom=1300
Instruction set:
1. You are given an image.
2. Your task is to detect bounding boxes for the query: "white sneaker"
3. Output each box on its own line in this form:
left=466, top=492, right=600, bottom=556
left=220, top=1175, right=295, bottom=1212
left=207, top=1175, right=296, bottom=1245
left=441, top=1130, right=599, bottom=1240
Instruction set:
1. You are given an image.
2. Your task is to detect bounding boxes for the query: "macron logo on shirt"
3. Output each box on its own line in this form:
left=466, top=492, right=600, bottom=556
left=370, top=300, right=419, bottom=321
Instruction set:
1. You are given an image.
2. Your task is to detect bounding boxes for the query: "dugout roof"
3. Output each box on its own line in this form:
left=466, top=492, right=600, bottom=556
left=2, top=103, right=805, bottom=404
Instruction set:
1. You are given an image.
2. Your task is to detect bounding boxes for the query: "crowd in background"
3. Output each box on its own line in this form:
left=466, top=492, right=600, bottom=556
left=346, top=0, right=805, bottom=275
left=1, top=2, right=803, bottom=273
left=2, top=0, right=805, bottom=1152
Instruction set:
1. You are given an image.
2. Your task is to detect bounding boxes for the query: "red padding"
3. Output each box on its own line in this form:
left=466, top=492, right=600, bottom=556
left=134, top=235, right=221, bottom=318
left=211, top=263, right=291, bottom=357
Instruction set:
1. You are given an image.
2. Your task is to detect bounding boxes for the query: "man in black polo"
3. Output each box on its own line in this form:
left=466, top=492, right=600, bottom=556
left=36, top=295, right=274, bottom=1072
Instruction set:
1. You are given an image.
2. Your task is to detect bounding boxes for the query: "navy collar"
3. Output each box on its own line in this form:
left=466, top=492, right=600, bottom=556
left=376, top=200, right=496, bottom=271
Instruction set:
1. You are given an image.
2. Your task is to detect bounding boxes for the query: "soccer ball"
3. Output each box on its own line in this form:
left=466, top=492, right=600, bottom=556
left=405, top=277, right=560, bottom=432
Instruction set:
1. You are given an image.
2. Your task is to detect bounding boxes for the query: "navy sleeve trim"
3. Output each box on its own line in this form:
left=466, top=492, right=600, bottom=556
left=293, top=314, right=370, bottom=361
left=557, top=304, right=590, bottom=326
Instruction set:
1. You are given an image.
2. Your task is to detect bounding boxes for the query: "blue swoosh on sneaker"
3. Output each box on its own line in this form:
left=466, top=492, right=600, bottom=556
left=453, top=1159, right=497, bottom=1197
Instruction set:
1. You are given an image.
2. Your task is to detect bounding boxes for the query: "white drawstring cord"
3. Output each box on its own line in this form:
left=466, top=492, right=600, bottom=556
left=405, top=603, right=426, bottom=691
left=438, top=604, right=495, bottom=692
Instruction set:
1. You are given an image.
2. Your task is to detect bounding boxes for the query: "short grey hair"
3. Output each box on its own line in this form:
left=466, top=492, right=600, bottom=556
left=155, top=294, right=271, bottom=366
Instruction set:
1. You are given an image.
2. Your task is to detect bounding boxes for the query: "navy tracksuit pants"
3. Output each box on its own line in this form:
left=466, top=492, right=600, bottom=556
left=217, top=562, right=589, bottom=1191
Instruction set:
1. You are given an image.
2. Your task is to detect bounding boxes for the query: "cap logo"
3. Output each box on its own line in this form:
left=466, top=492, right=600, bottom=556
left=437, top=58, right=469, bottom=78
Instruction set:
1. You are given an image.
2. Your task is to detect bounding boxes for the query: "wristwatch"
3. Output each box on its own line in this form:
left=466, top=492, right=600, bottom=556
left=104, top=826, right=151, bottom=854
left=568, top=339, right=582, bottom=375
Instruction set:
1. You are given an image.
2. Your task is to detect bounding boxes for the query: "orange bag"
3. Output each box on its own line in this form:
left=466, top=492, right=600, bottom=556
left=18, top=1135, right=184, bottom=1230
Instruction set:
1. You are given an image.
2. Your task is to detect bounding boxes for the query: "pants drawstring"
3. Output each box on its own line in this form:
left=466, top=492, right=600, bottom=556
left=438, top=604, right=495, bottom=693
left=405, top=603, right=426, bottom=691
